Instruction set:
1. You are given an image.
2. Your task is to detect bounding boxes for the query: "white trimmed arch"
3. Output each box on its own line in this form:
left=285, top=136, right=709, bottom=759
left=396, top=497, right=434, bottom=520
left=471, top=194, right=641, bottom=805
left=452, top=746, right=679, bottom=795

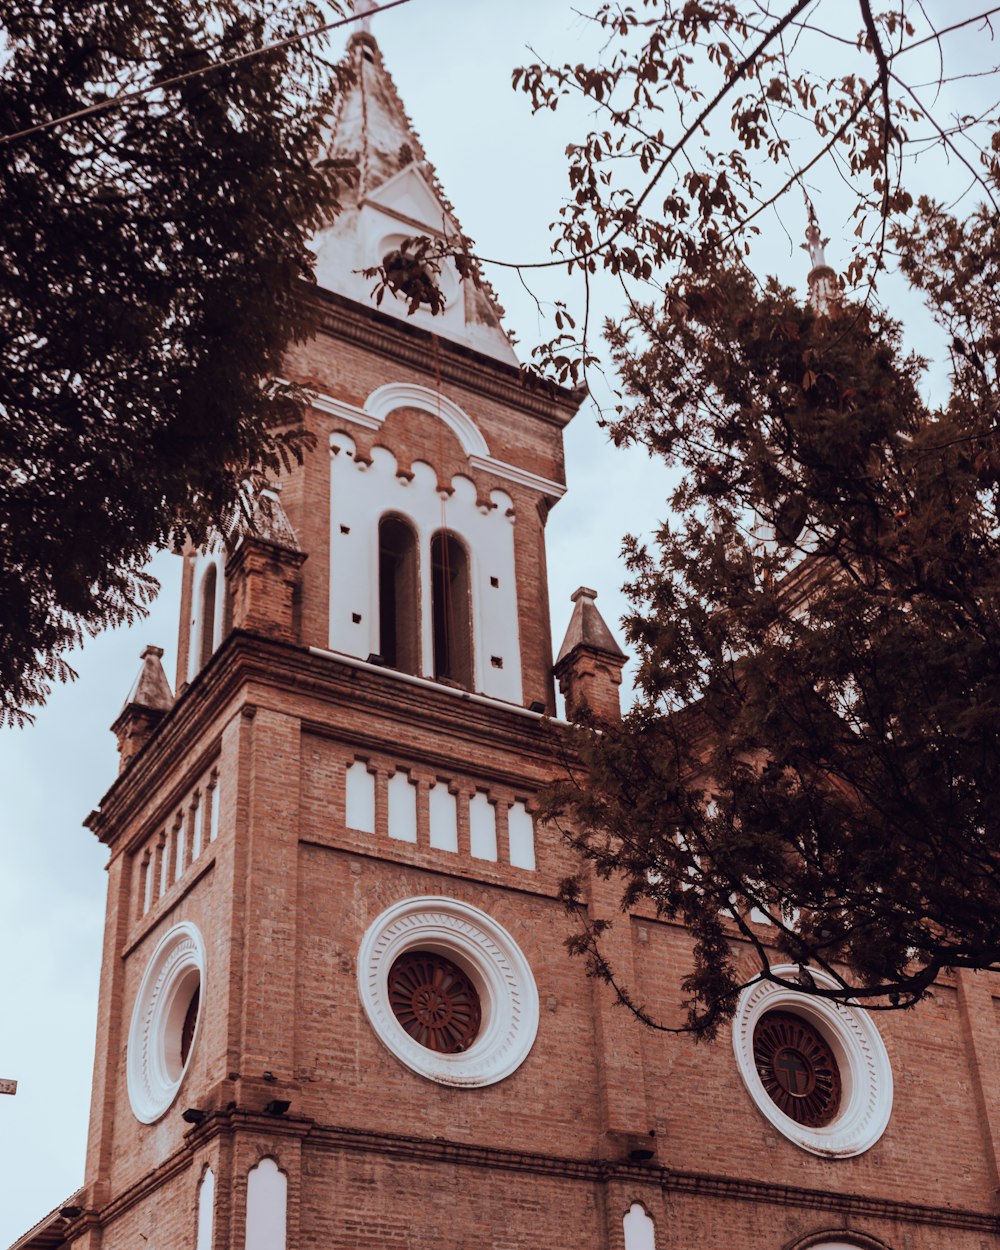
left=364, top=383, right=490, bottom=458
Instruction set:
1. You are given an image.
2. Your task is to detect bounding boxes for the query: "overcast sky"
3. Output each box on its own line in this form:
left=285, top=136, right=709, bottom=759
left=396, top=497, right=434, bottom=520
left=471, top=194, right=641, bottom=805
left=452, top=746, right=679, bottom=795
left=0, top=1, right=989, bottom=1240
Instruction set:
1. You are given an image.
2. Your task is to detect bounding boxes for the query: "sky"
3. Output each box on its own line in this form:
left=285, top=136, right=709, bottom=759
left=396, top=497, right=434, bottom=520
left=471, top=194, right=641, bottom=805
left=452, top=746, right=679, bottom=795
left=0, top=1, right=993, bottom=1240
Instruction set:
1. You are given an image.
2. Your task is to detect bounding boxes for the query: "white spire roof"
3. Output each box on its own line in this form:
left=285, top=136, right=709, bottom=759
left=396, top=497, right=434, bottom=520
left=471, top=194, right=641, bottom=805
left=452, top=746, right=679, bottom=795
left=310, top=31, right=518, bottom=364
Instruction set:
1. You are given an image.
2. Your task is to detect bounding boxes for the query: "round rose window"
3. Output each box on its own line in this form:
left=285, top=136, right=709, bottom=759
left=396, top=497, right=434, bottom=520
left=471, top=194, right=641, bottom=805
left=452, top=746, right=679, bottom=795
left=753, top=1010, right=841, bottom=1127
left=388, top=951, right=481, bottom=1054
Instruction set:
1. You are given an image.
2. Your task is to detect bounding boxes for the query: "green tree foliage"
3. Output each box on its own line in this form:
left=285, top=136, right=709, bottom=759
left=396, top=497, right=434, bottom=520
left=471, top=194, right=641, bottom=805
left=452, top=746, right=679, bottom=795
left=0, top=1, right=350, bottom=724
left=508, top=2, right=1000, bottom=1031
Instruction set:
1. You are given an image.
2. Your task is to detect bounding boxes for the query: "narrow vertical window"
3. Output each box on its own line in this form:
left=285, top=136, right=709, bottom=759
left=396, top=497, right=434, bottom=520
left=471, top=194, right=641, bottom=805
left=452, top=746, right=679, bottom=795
left=196, top=1166, right=215, bottom=1250
left=199, top=563, right=218, bottom=670
left=428, top=782, right=458, bottom=852
left=623, top=1203, right=656, bottom=1250
left=387, top=772, right=418, bottom=842
left=173, top=815, right=185, bottom=883
left=378, top=516, right=419, bottom=674
left=141, top=850, right=152, bottom=914
left=245, top=1157, right=287, bottom=1250
left=469, top=792, right=497, bottom=861
left=208, top=770, right=219, bottom=842
left=507, top=801, right=536, bottom=871
left=431, top=530, right=473, bottom=688
left=346, top=760, right=376, bottom=833
left=190, top=792, right=203, bottom=862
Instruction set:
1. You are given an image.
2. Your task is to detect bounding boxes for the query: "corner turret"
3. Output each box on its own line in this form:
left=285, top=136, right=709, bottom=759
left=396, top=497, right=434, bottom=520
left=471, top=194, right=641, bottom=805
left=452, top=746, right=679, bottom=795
left=111, top=645, right=174, bottom=771
left=554, top=587, right=627, bottom=723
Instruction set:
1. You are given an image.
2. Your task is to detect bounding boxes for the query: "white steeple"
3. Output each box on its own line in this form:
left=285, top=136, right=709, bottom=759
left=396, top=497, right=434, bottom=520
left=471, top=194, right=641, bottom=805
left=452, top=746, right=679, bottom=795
left=310, top=30, right=518, bottom=364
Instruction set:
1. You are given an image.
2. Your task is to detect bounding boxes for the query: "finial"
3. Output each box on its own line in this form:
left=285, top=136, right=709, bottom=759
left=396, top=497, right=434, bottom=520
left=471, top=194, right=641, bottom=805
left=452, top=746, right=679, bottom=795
left=353, top=0, right=377, bottom=34
left=800, top=190, right=829, bottom=271
left=800, top=188, right=837, bottom=315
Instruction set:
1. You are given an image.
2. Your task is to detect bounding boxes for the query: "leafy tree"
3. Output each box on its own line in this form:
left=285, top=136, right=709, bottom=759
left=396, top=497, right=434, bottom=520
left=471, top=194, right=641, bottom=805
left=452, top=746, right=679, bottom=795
left=0, top=0, right=351, bottom=724
left=503, top=2, right=1000, bottom=1032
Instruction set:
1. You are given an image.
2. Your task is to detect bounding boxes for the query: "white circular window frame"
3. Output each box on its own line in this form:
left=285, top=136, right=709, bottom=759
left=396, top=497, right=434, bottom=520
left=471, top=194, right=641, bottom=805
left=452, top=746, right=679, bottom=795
left=731, top=964, right=892, bottom=1157
left=127, top=920, right=205, bottom=1124
left=358, top=896, right=539, bottom=1087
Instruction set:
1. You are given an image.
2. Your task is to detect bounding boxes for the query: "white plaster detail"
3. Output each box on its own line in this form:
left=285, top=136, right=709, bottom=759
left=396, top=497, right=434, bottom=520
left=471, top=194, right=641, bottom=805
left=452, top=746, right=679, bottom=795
left=310, top=167, right=519, bottom=364
left=469, top=792, right=497, bottom=861
left=357, top=896, right=539, bottom=1087
left=364, top=383, right=490, bottom=457
left=126, top=921, right=205, bottom=1124
left=196, top=1166, right=215, bottom=1250
left=623, top=1203, right=656, bottom=1250
left=507, top=801, right=536, bottom=871
left=428, top=783, right=458, bottom=852
left=245, top=1157, right=287, bottom=1250
left=142, top=853, right=153, bottom=914
left=208, top=773, right=219, bottom=843
left=731, top=965, right=893, bottom=1157
left=316, top=393, right=566, bottom=499
left=190, top=795, right=203, bottom=861
left=388, top=771, right=417, bottom=842
left=328, top=426, right=522, bottom=702
left=346, top=761, right=376, bottom=834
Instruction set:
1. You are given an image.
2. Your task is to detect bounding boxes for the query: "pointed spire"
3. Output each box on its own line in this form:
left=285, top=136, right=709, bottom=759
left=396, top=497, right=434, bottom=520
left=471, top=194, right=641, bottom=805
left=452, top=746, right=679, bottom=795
left=310, top=27, right=518, bottom=363
left=556, top=587, right=626, bottom=666
left=224, top=485, right=301, bottom=553
left=554, top=588, right=627, bottom=723
left=800, top=193, right=838, bottom=315
left=111, top=646, right=175, bottom=771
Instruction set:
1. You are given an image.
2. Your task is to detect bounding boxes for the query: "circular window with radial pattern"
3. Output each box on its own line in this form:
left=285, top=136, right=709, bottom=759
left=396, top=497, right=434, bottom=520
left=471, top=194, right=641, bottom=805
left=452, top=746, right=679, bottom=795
left=388, top=951, right=482, bottom=1054
left=753, top=1010, right=842, bottom=1127
left=358, top=896, right=539, bottom=1087
left=732, top=965, right=892, bottom=1157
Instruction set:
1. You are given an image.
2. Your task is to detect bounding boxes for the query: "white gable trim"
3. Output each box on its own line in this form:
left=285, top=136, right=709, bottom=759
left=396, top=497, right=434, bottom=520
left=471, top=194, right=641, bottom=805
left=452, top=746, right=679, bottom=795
left=368, top=163, right=456, bottom=234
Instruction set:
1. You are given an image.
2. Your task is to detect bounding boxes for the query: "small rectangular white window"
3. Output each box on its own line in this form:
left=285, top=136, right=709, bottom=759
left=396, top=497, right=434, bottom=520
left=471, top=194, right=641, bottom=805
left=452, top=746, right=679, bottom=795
left=429, top=783, right=458, bottom=852
left=388, top=772, right=417, bottom=842
left=507, top=801, right=535, bottom=871
left=469, top=792, right=497, bottom=861
left=346, top=760, right=376, bottom=833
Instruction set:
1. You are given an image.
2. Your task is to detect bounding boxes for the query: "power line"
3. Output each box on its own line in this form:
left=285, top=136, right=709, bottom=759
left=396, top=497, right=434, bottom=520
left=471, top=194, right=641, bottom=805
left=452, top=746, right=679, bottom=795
left=0, top=0, right=410, bottom=149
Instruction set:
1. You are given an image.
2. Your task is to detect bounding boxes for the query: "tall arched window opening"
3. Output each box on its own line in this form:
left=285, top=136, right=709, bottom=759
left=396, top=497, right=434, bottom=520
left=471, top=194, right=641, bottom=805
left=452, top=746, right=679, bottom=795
left=378, top=516, right=420, bottom=674
left=198, top=564, right=218, bottom=670
left=431, top=530, right=473, bottom=689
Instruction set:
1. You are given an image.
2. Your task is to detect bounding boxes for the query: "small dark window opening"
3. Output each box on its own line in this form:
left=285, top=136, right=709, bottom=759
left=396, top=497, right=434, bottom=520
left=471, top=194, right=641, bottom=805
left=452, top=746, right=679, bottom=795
left=431, top=530, right=473, bottom=688
left=379, top=516, right=420, bottom=674
left=198, top=564, right=217, bottom=670
left=180, top=983, right=201, bottom=1068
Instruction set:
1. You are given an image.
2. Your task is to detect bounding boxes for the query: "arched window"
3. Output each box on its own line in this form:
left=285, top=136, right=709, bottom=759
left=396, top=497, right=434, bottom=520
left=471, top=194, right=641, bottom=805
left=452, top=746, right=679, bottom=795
left=198, top=563, right=217, bottom=670
left=378, top=516, right=420, bottom=673
left=431, top=530, right=472, bottom=688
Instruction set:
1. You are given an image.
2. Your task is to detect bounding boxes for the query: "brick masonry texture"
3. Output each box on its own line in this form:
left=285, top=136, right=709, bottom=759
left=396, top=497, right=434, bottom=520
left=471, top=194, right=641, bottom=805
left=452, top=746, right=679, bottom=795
left=47, top=295, right=1000, bottom=1250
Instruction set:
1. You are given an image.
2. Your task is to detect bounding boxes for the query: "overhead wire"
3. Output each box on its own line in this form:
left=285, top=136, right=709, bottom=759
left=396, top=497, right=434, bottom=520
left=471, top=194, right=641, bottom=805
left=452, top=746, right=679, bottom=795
left=0, top=0, right=411, bottom=149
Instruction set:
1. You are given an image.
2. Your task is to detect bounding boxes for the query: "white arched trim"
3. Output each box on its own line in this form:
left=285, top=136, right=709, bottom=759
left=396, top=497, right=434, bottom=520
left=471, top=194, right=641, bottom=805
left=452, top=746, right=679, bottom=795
left=364, top=383, right=490, bottom=457
left=315, top=389, right=565, bottom=499
left=732, top=964, right=893, bottom=1158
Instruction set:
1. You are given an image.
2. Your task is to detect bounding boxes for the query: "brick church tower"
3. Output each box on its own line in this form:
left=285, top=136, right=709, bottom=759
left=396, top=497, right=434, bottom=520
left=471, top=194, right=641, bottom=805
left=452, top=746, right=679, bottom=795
left=13, top=25, right=1000, bottom=1250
